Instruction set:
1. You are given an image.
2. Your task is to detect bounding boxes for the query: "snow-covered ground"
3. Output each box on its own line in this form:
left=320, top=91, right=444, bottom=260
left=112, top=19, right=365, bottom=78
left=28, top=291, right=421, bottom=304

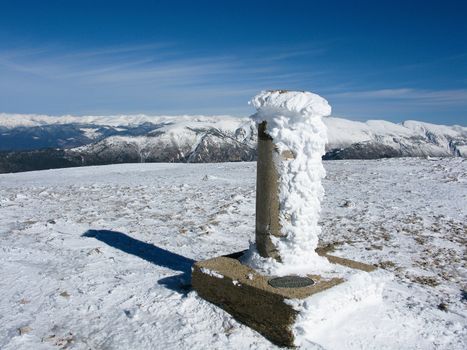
left=0, top=158, right=465, bottom=349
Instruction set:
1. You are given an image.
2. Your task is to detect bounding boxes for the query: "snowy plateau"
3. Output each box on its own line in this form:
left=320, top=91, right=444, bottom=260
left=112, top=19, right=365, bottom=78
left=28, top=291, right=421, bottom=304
left=0, top=113, right=466, bottom=173
left=0, top=158, right=466, bottom=349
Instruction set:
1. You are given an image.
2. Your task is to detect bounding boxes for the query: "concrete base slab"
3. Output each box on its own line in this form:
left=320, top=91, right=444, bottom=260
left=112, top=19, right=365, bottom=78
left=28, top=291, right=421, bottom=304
left=192, top=250, right=376, bottom=347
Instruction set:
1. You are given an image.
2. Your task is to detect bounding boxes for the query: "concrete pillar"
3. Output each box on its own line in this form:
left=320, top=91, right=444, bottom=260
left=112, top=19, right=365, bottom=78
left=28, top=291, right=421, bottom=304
left=255, top=121, right=294, bottom=261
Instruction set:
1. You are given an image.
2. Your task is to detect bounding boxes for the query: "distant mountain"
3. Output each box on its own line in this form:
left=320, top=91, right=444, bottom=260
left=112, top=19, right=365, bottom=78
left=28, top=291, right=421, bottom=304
left=0, top=113, right=465, bottom=173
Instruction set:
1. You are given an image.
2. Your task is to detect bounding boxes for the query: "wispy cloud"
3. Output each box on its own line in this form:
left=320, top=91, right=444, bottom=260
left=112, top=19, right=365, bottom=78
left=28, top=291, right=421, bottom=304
left=330, top=88, right=467, bottom=106
left=0, top=42, right=331, bottom=114
left=0, top=42, right=465, bottom=124
left=0, top=43, right=322, bottom=86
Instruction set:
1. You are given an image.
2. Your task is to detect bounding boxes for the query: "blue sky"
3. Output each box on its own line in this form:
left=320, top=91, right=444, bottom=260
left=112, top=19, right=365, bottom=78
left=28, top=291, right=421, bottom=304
left=0, top=0, right=466, bottom=125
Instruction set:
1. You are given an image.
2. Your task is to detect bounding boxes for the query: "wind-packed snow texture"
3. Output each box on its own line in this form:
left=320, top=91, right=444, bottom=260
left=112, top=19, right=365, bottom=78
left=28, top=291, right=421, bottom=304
left=0, top=159, right=466, bottom=349
left=288, top=270, right=388, bottom=347
left=249, top=90, right=332, bottom=275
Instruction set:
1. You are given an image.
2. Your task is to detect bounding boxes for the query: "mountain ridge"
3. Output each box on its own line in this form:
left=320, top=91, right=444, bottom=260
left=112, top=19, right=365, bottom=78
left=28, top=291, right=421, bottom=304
left=0, top=113, right=466, bottom=173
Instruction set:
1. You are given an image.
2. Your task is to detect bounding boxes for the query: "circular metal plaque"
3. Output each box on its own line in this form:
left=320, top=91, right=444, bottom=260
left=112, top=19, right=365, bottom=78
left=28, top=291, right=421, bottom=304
left=268, top=276, right=314, bottom=288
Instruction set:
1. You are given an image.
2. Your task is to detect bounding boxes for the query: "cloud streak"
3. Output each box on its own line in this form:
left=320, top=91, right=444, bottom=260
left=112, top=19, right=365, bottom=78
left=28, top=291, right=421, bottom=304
left=0, top=44, right=320, bottom=87
left=330, top=88, right=467, bottom=106
left=0, top=42, right=465, bottom=124
left=0, top=43, right=332, bottom=115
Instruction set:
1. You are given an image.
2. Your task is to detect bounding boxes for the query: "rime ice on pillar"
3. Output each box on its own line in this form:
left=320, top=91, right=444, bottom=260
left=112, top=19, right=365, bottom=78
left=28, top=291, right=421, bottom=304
left=192, top=90, right=381, bottom=347
left=251, top=90, right=332, bottom=274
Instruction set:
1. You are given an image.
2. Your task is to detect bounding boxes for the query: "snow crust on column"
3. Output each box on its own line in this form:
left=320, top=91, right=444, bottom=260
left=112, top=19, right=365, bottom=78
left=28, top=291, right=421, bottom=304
left=245, top=90, right=333, bottom=276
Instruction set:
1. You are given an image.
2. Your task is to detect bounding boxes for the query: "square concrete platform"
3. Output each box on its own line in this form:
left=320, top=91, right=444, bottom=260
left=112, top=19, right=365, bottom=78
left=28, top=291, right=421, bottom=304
left=192, top=250, right=376, bottom=347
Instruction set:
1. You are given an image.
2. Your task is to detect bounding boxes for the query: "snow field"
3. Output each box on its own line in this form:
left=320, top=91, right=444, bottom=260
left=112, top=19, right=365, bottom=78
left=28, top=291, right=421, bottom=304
left=0, top=158, right=465, bottom=349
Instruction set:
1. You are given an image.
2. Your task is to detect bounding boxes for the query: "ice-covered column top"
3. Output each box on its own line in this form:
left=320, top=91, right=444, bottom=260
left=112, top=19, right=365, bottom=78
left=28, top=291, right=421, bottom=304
left=246, top=90, right=333, bottom=276
left=251, top=90, right=331, bottom=121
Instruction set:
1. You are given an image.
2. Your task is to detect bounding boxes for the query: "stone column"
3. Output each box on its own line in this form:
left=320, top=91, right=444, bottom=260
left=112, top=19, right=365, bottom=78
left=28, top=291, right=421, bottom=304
left=255, top=121, right=293, bottom=261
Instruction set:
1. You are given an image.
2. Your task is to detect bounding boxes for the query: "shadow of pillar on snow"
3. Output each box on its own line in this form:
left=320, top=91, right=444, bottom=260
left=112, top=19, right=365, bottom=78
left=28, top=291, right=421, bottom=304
left=82, top=229, right=195, bottom=294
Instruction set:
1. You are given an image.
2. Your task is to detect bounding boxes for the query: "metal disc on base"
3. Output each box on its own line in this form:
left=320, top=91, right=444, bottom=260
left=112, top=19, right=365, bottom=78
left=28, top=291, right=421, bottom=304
left=268, top=276, right=315, bottom=288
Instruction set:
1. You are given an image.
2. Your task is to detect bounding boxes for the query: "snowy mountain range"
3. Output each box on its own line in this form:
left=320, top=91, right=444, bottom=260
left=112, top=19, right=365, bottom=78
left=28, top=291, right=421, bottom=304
left=0, top=113, right=466, bottom=173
